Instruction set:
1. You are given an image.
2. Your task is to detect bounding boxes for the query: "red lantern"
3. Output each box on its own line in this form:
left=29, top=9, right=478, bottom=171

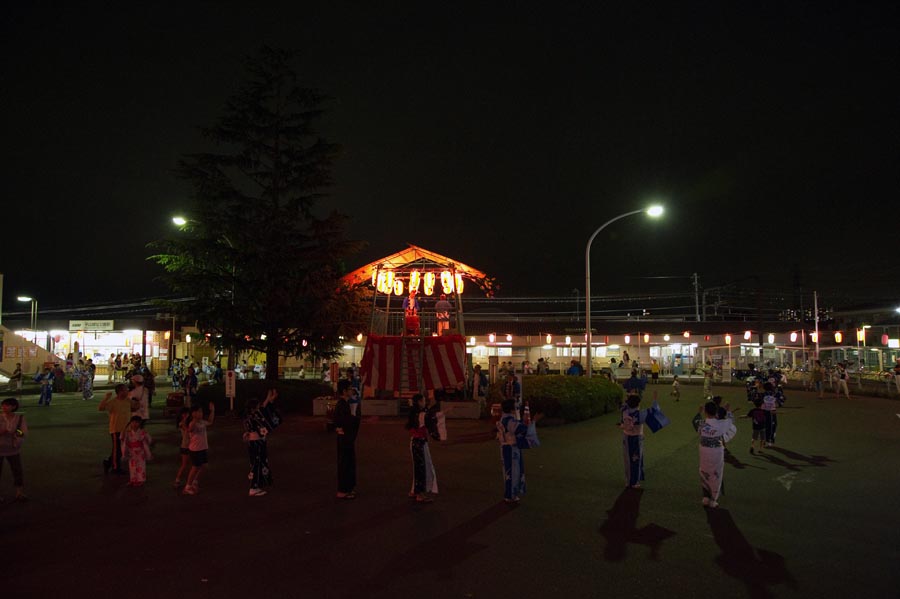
left=883, top=334, right=890, bottom=345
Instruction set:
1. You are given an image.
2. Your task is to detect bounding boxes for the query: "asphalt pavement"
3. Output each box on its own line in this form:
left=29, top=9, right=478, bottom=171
left=4, top=383, right=899, bottom=598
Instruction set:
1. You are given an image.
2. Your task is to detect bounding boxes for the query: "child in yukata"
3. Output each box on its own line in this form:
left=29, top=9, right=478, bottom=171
left=121, top=416, right=152, bottom=487
left=619, top=395, right=645, bottom=489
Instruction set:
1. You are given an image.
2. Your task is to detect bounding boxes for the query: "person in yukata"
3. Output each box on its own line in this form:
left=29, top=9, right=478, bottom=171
left=242, top=388, right=280, bottom=497
left=121, top=416, right=152, bottom=487
left=497, top=398, right=527, bottom=504
left=698, top=400, right=737, bottom=508
left=619, top=395, right=645, bottom=488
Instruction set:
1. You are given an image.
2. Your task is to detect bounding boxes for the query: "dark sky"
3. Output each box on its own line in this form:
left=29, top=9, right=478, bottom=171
left=2, top=2, right=898, bottom=311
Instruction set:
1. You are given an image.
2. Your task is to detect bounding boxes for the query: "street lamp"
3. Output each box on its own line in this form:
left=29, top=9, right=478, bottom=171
left=17, top=296, right=38, bottom=343
left=585, top=205, right=664, bottom=377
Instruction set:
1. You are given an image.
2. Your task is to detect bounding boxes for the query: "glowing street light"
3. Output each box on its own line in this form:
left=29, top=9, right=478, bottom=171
left=585, top=205, right=664, bottom=377
left=17, top=296, right=38, bottom=343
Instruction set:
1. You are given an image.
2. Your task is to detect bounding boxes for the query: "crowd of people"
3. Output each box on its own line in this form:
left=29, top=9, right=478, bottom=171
left=3, top=354, right=898, bottom=509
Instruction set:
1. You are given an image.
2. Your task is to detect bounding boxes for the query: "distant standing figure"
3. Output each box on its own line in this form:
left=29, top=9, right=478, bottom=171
left=434, top=293, right=452, bottom=336
left=650, top=360, right=660, bottom=384
left=8, top=363, right=23, bottom=392
left=334, top=379, right=360, bottom=499
left=835, top=363, right=851, bottom=400
left=671, top=375, right=681, bottom=402
left=183, top=367, right=199, bottom=407
left=36, top=367, right=55, bottom=406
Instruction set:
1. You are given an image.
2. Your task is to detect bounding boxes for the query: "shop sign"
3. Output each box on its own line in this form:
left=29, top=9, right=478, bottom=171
left=69, top=320, right=114, bottom=331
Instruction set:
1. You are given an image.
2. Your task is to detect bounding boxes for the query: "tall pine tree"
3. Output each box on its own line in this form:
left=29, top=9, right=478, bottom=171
left=150, top=46, right=367, bottom=379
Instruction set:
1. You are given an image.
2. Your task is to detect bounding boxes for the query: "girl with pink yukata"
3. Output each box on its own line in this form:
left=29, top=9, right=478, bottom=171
left=121, top=416, right=152, bottom=486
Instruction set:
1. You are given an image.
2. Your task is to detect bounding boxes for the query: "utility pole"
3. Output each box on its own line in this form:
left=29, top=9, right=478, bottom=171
left=693, top=272, right=701, bottom=322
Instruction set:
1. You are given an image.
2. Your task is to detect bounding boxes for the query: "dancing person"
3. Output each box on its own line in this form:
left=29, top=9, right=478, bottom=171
left=497, top=398, right=528, bottom=503
left=406, top=393, right=435, bottom=503
left=619, top=395, right=645, bottom=489
left=242, top=388, right=280, bottom=497
left=698, top=400, right=737, bottom=508
left=183, top=402, right=215, bottom=495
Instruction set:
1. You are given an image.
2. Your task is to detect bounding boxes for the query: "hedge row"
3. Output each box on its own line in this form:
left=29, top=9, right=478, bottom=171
left=487, top=374, right=623, bottom=423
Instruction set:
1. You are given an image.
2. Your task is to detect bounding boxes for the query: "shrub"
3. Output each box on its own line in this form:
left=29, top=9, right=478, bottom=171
left=487, top=375, right=622, bottom=424
left=195, top=379, right=333, bottom=415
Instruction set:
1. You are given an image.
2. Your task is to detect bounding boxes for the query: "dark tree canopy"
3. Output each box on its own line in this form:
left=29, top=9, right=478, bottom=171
left=149, top=46, right=368, bottom=377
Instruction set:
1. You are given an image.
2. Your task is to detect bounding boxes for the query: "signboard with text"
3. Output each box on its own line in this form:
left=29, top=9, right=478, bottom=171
left=225, top=370, right=236, bottom=398
left=69, top=320, right=115, bottom=331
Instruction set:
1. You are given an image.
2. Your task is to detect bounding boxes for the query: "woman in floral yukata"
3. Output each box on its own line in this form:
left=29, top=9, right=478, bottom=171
left=241, top=388, right=280, bottom=497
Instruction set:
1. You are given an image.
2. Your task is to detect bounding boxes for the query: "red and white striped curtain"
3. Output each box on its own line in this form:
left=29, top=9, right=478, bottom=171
left=360, top=334, right=466, bottom=391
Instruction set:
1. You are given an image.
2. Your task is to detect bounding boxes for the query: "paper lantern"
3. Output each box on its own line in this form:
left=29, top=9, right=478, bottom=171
left=790, top=332, right=798, bottom=342
left=683, top=331, right=690, bottom=338
left=455, top=273, right=464, bottom=294
left=856, top=329, right=865, bottom=342
left=376, top=271, right=387, bottom=293
left=663, top=334, right=670, bottom=341
left=725, top=334, right=732, bottom=345
left=393, top=279, right=404, bottom=296
left=385, top=270, right=394, bottom=293
left=356, top=333, right=363, bottom=342
left=834, top=332, right=843, bottom=343
left=882, top=334, right=890, bottom=345
left=441, top=271, right=454, bottom=294
left=409, top=270, right=421, bottom=292
left=546, top=334, right=552, bottom=344
left=506, top=334, right=512, bottom=342
left=423, top=272, right=436, bottom=296
left=565, top=336, right=571, bottom=345
left=489, top=333, right=496, bottom=343
left=643, top=333, right=650, bottom=343
left=767, top=334, right=775, bottom=344
left=811, top=332, right=818, bottom=343
left=624, top=335, right=630, bottom=344
left=744, top=330, right=752, bottom=340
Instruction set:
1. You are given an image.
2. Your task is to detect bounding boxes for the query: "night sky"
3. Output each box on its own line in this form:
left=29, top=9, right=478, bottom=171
left=2, top=2, right=897, bottom=312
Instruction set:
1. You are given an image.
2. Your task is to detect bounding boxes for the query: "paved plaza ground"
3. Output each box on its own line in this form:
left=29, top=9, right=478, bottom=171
left=4, top=382, right=899, bottom=598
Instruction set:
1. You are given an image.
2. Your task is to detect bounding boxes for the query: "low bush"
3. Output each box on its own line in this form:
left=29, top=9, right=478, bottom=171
left=487, top=375, right=622, bottom=424
left=194, top=379, right=333, bottom=415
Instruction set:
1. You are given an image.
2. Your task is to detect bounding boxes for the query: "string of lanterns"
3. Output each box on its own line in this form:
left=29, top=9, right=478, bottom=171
left=372, top=269, right=465, bottom=296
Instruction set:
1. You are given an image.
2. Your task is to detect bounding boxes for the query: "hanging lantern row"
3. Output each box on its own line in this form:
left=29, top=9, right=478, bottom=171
left=373, top=269, right=465, bottom=296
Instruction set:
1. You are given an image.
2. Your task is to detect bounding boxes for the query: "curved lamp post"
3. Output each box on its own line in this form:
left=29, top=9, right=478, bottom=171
left=585, top=205, right=664, bottom=377
left=17, top=296, right=38, bottom=344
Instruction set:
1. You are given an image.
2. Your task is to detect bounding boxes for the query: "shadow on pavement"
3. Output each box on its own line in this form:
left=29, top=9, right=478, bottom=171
left=706, top=508, right=797, bottom=599
left=767, top=447, right=836, bottom=467
left=724, top=448, right=766, bottom=470
left=360, top=502, right=514, bottom=595
left=597, top=487, right=676, bottom=561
